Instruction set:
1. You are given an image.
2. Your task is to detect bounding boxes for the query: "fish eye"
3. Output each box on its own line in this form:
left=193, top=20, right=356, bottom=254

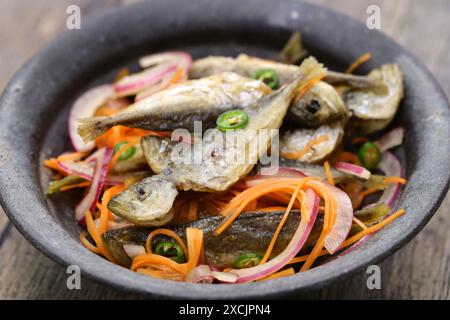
left=306, top=99, right=321, bottom=114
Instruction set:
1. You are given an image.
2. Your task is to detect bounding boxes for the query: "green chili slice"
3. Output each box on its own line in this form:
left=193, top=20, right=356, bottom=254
left=113, top=142, right=136, bottom=161
left=154, top=241, right=186, bottom=263
left=253, top=68, right=280, bottom=89
left=234, top=253, right=263, bottom=269
left=358, top=142, right=381, bottom=170
left=216, top=109, right=249, bottom=132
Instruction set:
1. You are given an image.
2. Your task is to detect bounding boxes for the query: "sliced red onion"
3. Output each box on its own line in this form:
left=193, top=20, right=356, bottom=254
left=377, top=151, right=403, bottom=208
left=75, top=148, right=113, bottom=222
left=139, top=51, right=192, bottom=70
left=69, top=85, right=114, bottom=152
left=185, top=265, right=215, bottom=284
left=245, top=167, right=306, bottom=188
left=339, top=152, right=404, bottom=255
left=56, top=160, right=122, bottom=185
left=228, top=190, right=320, bottom=283
left=114, top=63, right=178, bottom=97
left=135, top=74, right=173, bottom=101
left=334, top=162, right=371, bottom=181
left=212, top=271, right=239, bottom=283
left=375, top=127, right=404, bottom=153
left=320, top=182, right=354, bottom=254
left=123, top=244, right=146, bottom=259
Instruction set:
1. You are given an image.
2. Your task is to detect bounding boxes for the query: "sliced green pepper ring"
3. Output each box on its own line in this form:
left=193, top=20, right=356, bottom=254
left=216, top=109, right=249, bottom=132
left=154, top=241, right=186, bottom=263
left=358, top=142, right=381, bottom=170
left=113, top=141, right=136, bottom=161
left=253, top=68, right=280, bottom=90
left=234, top=252, right=263, bottom=269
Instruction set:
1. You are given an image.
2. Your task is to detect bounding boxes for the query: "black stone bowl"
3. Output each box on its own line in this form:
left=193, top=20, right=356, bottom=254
left=0, top=0, right=449, bottom=299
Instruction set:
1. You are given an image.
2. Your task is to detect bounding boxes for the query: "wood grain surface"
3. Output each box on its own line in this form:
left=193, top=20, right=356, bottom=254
left=0, top=0, right=449, bottom=299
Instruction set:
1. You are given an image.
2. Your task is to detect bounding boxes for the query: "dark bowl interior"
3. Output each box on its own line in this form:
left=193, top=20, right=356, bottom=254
left=0, top=0, right=449, bottom=299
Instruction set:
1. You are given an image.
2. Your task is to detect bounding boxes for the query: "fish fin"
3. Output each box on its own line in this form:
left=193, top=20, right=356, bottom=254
left=77, top=116, right=110, bottom=142
left=296, top=56, right=326, bottom=83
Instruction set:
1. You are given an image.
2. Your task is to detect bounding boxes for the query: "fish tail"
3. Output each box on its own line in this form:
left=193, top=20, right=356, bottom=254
left=77, top=116, right=110, bottom=142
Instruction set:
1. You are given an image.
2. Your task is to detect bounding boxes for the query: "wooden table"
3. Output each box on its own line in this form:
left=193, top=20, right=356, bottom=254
left=0, top=0, right=449, bottom=299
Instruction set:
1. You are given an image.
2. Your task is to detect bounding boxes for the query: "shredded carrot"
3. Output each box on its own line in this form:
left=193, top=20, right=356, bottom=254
left=259, top=267, right=295, bottom=281
left=323, top=161, right=334, bottom=186
left=44, top=159, right=67, bottom=176
left=169, top=68, right=185, bottom=84
left=145, top=228, right=188, bottom=258
left=281, top=135, right=329, bottom=160
left=80, top=231, right=101, bottom=254
left=131, top=227, right=204, bottom=276
left=85, top=210, right=116, bottom=262
left=384, top=177, right=407, bottom=185
left=296, top=73, right=326, bottom=97
left=60, top=182, right=91, bottom=192
left=108, top=142, right=134, bottom=170
left=260, top=182, right=303, bottom=265
left=289, top=209, right=405, bottom=265
left=257, top=206, right=288, bottom=212
left=99, top=185, right=125, bottom=234
left=56, top=151, right=88, bottom=162
left=215, top=183, right=303, bottom=234
left=332, top=151, right=359, bottom=164
left=345, top=52, right=372, bottom=74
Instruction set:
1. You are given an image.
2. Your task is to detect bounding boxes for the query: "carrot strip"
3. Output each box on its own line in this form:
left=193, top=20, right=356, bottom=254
left=57, top=151, right=88, bottom=162
left=345, top=52, right=372, bottom=74
left=79, top=231, right=101, bottom=254
left=257, top=206, right=288, bottom=212
left=324, top=161, right=334, bottom=186
left=99, top=185, right=125, bottom=234
left=260, top=182, right=302, bottom=264
left=332, top=151, right=359, bottom=164
left=44, top=159, right=67, bottom=176
left=169, top=68, right=185, bottom=84
left=384, top=177, right=407, bottom=185
left=259, top=267, right=295, bottom=281
left=289, top=209, right=405, bottom=265
left=85, top=210, right=116, bottom=262
left=296, top=73, right=326, bottom=97
left=281, top=135, right=329, bottom=160
left=109, top=142, right=134, bottom=170
left=60, top=182, right=91, bottom=192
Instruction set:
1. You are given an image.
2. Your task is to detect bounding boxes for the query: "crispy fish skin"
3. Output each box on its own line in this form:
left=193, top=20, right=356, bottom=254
left=343, top=64, right=404, bottom=133
left=280, top=120, right=344, bottom=163
left=108, top=57, right=326, bottom=225
left=288, top=81, right=349, bottom=127
left=77, top=72, right=270, bottom=142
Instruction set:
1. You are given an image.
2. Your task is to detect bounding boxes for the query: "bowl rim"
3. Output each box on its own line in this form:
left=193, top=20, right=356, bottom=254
left=1, top=0, right=450, bottom=299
